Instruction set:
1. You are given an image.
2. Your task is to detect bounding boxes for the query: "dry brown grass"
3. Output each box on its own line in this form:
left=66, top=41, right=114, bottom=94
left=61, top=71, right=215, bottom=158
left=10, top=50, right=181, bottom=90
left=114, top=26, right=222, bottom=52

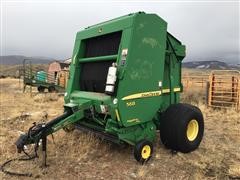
left=0, top=78, right=239, bottom=179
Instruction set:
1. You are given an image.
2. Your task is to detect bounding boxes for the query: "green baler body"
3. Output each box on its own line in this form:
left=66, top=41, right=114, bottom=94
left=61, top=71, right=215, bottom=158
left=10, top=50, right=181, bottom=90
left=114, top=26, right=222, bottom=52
left=64, top=12, right=185, bottom=145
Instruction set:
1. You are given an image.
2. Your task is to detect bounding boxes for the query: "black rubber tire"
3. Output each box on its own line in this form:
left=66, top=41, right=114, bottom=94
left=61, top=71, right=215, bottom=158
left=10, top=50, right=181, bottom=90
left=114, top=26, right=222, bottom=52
left=160, top=103, right=204, bottom=153
left=134, top=140, right=153, bottom=163
left=48, top=86, right=56, bottom=93
left=37, top=86, right=45, bottom=93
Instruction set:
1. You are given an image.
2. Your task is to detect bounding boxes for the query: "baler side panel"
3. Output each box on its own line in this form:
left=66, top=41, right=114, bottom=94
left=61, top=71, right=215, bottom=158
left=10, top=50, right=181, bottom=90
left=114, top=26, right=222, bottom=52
left=161, top=54, right=171, bottom=110
left=167, top=34, right=185, bottom=104
left=117, top=14, right=168, bottom=127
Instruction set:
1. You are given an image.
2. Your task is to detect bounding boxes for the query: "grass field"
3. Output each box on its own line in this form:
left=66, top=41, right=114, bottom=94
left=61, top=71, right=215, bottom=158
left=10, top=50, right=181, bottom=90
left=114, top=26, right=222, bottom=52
left=0, top=78, right=239, bottom=179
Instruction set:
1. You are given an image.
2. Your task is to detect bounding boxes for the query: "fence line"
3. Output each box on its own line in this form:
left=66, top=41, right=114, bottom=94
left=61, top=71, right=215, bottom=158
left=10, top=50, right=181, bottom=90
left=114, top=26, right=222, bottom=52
left=182, top=73, right=209, bottom=90
left=207, top=70, right=239, bottom=111
left=182, top=70, right=240, bottom=110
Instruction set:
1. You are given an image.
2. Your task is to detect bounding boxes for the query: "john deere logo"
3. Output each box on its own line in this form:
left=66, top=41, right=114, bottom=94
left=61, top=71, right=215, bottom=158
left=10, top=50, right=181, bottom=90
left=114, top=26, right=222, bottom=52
left=141, top=92, right=161, bottom=98
left=122, top=90, right=162, bottom=101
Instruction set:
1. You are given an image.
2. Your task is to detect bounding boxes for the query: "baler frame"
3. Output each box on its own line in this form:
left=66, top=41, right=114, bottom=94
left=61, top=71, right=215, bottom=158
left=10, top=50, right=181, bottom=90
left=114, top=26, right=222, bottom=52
left=14, top=12, right=204, bottom=166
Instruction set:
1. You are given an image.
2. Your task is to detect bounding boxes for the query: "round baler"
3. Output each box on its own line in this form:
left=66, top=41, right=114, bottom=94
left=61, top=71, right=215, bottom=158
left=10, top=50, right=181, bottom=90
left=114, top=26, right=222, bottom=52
left=15, top=12, right=204, bottom=164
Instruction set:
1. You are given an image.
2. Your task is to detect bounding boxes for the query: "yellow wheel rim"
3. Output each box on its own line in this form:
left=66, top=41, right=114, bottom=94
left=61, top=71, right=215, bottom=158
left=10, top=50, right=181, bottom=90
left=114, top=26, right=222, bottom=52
left=141, top=145, right=151, bottom=159
left=187, top=119, right=199, bottom=141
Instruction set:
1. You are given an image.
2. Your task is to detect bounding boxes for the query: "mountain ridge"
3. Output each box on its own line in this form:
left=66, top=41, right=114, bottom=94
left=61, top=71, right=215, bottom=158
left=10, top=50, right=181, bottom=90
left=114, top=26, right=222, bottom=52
left=182, top=60, right=239, bottom=69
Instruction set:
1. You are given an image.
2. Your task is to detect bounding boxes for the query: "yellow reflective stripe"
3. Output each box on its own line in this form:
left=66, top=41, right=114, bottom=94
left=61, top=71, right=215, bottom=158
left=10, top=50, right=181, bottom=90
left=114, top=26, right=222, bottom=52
left=127, top=118, right=140, bottom=123
left=122, top=90, right=162, bottom=101
left=162, top=89, right=170, bottom=93
left=121, top=87, right=181, bottom=101
left=115, top=109, right=120, bottom=121
left=174, top=87, right=181, bottom=92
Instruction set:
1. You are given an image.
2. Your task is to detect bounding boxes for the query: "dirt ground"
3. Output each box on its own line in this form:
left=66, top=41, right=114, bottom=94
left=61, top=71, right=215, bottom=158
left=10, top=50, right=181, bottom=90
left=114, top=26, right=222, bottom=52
left=0, top=78, right=239, bottom=179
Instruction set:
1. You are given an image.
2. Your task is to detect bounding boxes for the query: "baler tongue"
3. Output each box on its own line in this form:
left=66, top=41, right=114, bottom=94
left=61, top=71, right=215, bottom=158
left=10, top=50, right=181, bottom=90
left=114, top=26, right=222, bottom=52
left=15, top=111, right=72, bottom=154
left=15, top=99, right=92, bottom=166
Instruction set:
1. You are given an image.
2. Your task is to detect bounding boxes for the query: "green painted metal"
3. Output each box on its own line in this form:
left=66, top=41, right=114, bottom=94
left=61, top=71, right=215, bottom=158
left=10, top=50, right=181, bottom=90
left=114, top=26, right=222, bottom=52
left=63, top=12, right=186, bottom=145
left=17, top=12, right=186, bottom=148
left=79, top=54, right=118, bottom=62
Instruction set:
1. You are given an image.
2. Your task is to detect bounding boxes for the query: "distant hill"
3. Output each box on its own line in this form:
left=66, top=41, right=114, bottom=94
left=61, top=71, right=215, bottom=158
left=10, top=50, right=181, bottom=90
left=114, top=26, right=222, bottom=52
left=0, top=55, right=54, bottom=65
left=183, top=60, right=239, bottom=70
